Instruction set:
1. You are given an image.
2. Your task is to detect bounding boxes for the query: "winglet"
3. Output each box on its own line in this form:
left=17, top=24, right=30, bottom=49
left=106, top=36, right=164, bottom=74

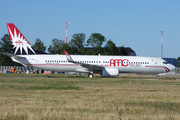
left=64, top=50, right=74, bottom=62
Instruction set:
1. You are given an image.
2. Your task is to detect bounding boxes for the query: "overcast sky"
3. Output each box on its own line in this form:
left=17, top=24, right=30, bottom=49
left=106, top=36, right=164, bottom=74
left=0, top=0, right=179, bottom=58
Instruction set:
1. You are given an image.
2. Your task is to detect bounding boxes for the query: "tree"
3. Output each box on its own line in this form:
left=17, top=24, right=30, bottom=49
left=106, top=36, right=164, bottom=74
left=60, top=43, right=70, bottom=54
left=177, top=57, right=180, bottom=67
left=69, top=33, right=85, bottom=52
left=177, top=62, right=180, bottom=67
left=32, top=39, right=46, bottom=52
left=48, top=39, right=65, bottom=54
left=177, top=57, right=180, bottom=61
left=79, top=47, right=86, bottom=55
left=87, top=33, right=106, bottom=54
left=87, top=33, right=106, bottom=48
left=103, top=39, right=118, bottom=55
left=0, top=34, right=21, bottom=66
left=118, top=46, right=127, bottom=56
left=0, top=34, right=13, bottom=54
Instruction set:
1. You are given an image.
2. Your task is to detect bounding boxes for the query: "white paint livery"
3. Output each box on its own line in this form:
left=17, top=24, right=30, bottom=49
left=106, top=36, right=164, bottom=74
left=5, top=23, right=176, bottom=78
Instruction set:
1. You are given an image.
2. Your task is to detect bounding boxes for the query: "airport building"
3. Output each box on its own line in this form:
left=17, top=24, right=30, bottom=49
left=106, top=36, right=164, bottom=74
left=163, top=58, right=179, bottom=67
left=124, top=47, right=136, bottom=56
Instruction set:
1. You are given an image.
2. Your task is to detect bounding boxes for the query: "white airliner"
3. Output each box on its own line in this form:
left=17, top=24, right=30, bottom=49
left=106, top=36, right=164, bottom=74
left=5, top=23, right=175, bottom=78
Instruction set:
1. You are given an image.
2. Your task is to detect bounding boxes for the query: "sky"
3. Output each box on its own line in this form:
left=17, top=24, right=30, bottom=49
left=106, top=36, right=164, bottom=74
left=0, top=0, right=179, bottom=58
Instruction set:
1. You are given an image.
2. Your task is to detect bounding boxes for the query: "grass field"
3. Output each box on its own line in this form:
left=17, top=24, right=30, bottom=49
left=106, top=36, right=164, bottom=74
left=0, top=73, right=180, bottom=120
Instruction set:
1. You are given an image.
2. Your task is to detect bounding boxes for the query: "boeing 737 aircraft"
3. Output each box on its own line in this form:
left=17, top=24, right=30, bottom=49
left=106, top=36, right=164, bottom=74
left=5, top=23, right=175, bottom=78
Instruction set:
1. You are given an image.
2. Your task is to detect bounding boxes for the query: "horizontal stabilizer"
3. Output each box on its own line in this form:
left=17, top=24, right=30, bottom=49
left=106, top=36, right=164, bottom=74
left=3, top=53, right=26, bottom=59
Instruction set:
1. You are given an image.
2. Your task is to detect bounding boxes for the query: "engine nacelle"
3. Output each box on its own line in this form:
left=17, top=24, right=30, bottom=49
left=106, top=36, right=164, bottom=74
left=102, top=67, right=119, bottom=76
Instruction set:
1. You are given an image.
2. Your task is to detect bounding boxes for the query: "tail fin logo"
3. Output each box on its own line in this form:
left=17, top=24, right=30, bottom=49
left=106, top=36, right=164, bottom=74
left=7, top=23, right=36, bottom=55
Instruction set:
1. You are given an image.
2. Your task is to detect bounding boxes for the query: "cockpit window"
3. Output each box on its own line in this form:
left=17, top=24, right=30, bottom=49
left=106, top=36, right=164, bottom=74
left=163, top=62, right=168, bottom=64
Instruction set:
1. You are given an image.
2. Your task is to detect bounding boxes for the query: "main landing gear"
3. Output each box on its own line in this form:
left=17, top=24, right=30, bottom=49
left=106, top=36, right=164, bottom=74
left=156, top=75, right=160, bottom=79
left=88, top=73, right=94, bottom=78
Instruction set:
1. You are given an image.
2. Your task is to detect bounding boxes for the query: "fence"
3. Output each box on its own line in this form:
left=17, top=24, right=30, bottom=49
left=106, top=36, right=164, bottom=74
left=0, top=66, right=180, bottom=75
left=0, top=66, right=35, bottom=73
left=175, top=67, right=180, bottom=74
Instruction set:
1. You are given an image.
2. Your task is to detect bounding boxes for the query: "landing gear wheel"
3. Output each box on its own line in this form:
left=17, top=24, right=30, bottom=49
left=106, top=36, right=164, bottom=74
left=156, top=76, right=160, bottom=79
left=88, top=73, right=93, bottom=78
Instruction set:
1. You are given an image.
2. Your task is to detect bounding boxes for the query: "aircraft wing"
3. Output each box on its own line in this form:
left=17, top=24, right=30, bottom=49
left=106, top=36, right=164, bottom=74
left=64, top=50, right=103, bottom=71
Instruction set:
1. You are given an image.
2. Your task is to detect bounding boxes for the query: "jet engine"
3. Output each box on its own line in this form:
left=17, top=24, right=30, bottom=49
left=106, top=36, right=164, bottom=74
left=102, top=67, right=119, bottom=76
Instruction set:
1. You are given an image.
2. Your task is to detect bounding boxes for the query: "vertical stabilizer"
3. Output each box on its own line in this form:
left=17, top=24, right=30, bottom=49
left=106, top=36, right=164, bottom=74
left=6, top=23, right=36, bottom=55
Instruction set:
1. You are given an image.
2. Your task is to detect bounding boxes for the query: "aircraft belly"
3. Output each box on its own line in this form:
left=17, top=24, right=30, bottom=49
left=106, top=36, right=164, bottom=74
left=119, top=67, right=165, bottom=74
left=37, top=65, right=81, bottom=72
left=119, top=67, right=145, bottom=73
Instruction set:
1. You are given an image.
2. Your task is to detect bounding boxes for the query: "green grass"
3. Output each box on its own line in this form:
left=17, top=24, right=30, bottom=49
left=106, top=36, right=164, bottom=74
left=0, top=76, right=81, bottom=90
left=0, top=73, right=180, bottom=120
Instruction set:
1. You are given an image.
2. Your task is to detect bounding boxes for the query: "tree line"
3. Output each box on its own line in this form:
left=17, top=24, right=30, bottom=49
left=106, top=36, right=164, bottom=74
left=0, top=33, right=127, bottom=65
left=1, top=32, right=180, bottom=67
left=46, top=33, right=127, bottom=55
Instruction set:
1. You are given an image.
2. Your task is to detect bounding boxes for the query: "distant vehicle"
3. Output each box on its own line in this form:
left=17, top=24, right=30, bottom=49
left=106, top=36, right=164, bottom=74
left=9, top=67, right=17, bottom=73
left=5, top=23, right=175, bottom=78
left=7, top=67, right=20, bottom=73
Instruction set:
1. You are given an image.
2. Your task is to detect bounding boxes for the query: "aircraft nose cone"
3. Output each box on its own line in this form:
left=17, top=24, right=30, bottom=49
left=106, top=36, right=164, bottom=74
left=169, top=64, right=176, bottom=71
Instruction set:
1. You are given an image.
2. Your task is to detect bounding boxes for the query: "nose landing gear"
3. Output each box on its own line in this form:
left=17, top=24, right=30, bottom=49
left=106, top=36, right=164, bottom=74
left=88, top=73, right=93, bottom=78
left=156, top=75, right=160, bottom=79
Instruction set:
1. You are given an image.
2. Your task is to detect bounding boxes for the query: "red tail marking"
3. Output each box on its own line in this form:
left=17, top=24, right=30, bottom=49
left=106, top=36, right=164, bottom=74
left=6, top=23, right=31, bottom=45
